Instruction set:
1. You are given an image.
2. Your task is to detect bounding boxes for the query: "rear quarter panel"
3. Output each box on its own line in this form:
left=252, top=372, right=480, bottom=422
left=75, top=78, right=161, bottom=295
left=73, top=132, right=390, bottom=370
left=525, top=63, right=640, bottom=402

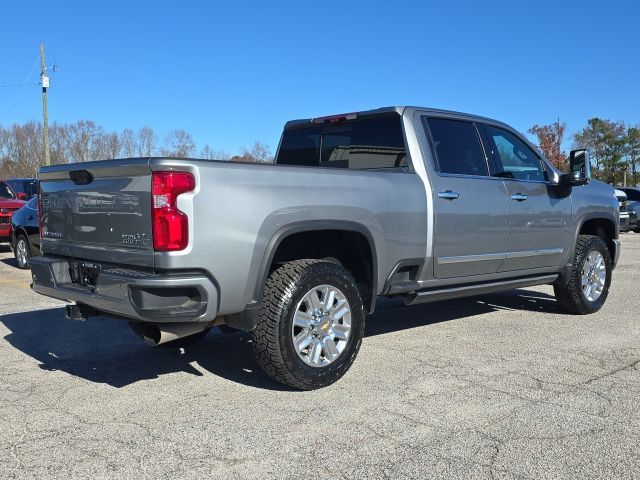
left=150, top=159, right=428, bottom=315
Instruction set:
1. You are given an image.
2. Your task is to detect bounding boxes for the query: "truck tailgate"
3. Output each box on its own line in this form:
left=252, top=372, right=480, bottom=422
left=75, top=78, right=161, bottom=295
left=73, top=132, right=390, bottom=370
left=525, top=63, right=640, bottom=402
left=39, top=159, right=155, bottom=268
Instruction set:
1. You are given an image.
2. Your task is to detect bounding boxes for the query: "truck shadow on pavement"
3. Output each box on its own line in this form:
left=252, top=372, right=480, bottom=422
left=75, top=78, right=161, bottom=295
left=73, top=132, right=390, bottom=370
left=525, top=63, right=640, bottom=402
left=1, top=257, right=19, bottom=268
left=0, top=289, right=561, bottom=390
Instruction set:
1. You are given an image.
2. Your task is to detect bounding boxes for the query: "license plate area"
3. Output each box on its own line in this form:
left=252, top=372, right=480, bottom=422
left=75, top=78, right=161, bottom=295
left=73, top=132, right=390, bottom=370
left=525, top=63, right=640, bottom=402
left=69, top=261, right=101, bottom=288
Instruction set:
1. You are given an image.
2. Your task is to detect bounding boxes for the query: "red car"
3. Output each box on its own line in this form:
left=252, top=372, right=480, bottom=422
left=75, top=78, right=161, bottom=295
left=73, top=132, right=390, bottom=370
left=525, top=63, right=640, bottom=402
left=0, top=181, right=26, bottom=242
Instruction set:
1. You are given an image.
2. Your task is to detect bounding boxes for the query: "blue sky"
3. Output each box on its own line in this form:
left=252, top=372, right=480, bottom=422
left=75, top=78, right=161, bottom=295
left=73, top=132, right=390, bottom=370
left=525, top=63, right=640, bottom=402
left=1, top=0, right=639, bottom=156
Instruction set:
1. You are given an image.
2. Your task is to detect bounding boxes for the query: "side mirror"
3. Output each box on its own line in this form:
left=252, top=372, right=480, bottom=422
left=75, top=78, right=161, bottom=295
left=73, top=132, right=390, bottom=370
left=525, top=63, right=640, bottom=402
left=550, top=173, right=573, bottom=198
left=569, top=149, right=591, bottom=184
left=16, top=192, right=28, bottom=200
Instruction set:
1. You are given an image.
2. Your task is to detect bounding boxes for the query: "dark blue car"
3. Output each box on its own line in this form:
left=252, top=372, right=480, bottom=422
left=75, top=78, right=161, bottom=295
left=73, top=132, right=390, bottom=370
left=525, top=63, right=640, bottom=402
left=9, top=196, right=40, bottom=268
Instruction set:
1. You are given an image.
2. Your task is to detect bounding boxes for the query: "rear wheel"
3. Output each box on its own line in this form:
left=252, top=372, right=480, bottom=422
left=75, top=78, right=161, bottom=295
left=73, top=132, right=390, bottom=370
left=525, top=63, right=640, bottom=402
left=252, top=259, right=365, bottom=390
left=554, top=235, right=612, bottom=314
left=14, top=235, right=31, bottom=269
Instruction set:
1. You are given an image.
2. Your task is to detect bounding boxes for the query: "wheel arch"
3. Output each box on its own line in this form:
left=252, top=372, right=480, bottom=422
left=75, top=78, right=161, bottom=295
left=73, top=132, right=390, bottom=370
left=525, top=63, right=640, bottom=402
left=576, top=215, right=618, bottom=266
left=253, top=220, right=378, bottom=314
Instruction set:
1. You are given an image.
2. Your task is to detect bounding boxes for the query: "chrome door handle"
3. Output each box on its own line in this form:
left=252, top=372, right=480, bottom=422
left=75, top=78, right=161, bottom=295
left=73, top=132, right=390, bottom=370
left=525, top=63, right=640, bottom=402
left=437, top=190, right=460, bottom=200
left=511, top=193, right=528, bottom=201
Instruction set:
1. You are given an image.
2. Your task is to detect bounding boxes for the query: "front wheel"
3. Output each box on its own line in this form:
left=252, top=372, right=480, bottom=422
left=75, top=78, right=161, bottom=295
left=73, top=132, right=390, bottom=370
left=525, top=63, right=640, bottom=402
left=554, top=235, right=612, bottom=314
left=252, top=259, right=366, bottom=390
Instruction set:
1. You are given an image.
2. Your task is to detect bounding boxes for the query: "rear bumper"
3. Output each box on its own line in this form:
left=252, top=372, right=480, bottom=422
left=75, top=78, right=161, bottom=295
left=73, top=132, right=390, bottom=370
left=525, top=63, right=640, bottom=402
left=30, top=256, right=218, bottom=323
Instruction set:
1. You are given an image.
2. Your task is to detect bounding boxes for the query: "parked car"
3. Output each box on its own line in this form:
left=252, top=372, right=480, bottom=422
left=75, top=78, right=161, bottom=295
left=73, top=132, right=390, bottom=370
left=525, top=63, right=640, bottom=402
left=614, top=189, right=631, bottom=232
left=620, top=187, right=640, bottom=232
left=0, top=181, right=26, bottom=243
left=4, top=178, right=38, bottom=200
left=9, top=197, right=40, bottom=268
left=31, top=106, right=620, bottom=390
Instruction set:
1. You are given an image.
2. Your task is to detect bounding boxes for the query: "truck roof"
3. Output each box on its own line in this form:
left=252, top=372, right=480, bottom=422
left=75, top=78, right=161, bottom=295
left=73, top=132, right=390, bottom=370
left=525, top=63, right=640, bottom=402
left=284, top=106, right=513, bottom=131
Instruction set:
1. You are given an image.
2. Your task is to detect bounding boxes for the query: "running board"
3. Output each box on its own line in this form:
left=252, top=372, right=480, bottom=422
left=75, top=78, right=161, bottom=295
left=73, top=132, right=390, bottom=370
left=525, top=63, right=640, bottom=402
left=405, top=274, right=558, bottom=306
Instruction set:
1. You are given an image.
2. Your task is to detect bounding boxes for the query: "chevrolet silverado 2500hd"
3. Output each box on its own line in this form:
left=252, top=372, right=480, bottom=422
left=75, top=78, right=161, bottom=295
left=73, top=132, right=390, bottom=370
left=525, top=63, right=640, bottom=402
left=31, top=107, right=620, bottom=390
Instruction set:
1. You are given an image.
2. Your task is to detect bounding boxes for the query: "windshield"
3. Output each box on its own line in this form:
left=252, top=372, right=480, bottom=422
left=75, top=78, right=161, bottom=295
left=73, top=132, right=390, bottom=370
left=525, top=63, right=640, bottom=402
left=0, top=182, right=15, bottom=199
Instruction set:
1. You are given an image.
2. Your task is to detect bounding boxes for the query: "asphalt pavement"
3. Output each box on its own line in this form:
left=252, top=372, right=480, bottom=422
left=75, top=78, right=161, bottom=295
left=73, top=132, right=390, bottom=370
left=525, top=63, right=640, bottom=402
left=0, top=236, right=639, bottom=479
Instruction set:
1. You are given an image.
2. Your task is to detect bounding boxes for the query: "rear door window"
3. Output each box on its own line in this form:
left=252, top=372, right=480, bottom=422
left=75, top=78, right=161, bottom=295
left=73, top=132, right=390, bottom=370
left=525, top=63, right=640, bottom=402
left=424, top=118, right=489, bottom=176
left=277, top=114, right=408, bottom=170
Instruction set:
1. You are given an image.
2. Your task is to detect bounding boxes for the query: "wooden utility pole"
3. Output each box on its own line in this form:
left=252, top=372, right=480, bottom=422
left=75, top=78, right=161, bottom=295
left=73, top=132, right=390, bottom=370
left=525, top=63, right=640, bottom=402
left=40, top=43, right=50, bottom=166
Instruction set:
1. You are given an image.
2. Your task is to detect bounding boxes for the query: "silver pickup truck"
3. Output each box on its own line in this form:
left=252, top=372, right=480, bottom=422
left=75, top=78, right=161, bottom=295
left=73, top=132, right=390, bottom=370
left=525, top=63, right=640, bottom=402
left=31, top=106, right=620, bottom=390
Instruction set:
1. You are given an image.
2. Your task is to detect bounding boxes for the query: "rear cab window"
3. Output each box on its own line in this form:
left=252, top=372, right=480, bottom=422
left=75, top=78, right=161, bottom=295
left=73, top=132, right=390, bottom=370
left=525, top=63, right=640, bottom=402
left=276, top=113, right=409, bottom=171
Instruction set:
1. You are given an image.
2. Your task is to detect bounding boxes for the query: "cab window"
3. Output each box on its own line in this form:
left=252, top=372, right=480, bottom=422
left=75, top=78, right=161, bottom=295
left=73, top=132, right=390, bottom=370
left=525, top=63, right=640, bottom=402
left=483, top=125, right=546, bottom=182
left=277, top=114, right=408, bottom=170
left=424, top=118, right=489, bottom=176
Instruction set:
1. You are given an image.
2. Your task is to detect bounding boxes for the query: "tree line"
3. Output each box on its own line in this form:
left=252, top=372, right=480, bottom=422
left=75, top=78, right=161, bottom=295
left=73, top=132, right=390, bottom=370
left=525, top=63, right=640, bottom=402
left=0, top=120, right=272, bottom=178
left=2, top=117, right=639, bottom=186
left=529, top=119, right=640, bottom=187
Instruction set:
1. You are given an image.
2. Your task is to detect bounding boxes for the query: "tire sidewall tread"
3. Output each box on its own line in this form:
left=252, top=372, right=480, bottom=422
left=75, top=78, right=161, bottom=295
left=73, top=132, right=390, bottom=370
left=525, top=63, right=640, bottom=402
left=554, top=235, right=612, bottom=314
left=252, top=259, right=365, bottom=390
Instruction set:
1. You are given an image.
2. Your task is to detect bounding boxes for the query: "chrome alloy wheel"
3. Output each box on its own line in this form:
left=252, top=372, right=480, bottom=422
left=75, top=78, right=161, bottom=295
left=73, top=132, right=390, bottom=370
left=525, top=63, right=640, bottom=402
left=291, top=284, right=352, bottom=367
left=581, top=251, right=606, bottom=302
left=16, top=238, right=28, bottom=268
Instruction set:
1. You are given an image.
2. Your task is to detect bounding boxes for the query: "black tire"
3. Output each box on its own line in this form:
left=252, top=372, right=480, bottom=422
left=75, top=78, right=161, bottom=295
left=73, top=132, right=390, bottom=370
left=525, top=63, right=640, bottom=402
left=252, top=259, right=366, bottom=390
left=554, top=235, right=612, bottom=314
left=14, top=234, right=31, bottom=269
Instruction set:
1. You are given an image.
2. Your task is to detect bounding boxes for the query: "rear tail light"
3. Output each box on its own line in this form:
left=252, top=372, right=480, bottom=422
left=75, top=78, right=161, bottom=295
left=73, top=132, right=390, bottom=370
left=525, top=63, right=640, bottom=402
left=152, top=171, right=195, bottom=251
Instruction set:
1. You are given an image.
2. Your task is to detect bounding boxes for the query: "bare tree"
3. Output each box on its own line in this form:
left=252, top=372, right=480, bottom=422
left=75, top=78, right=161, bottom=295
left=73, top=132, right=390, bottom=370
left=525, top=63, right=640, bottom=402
left=200, top=144, right=230, bottom=160
left=0, top=119, right=268, bottom=176
left=161, top=129, right=196, bottom=158
left=104, top=132, right=121, bottom=159
left=0, top=122, right=44, bottom=177
left=64, top=120, right=105, bottom=163
left=138, top=126, right=156, bottom=157
left=237, top=141, right=273, bottom=163
left=49, top=123, right=68, bottom=166
left=120, top=128, right=137, bottom=157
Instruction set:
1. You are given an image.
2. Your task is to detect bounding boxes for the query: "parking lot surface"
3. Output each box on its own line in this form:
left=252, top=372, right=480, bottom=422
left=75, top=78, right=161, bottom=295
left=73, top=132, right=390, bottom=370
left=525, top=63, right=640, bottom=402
left=0, top=236, right=639, bottom=479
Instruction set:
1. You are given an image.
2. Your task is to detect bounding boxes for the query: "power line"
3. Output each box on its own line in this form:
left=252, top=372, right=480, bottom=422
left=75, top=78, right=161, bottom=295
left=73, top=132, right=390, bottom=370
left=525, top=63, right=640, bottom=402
left=0, top=82, right=41, bottom=88
left=23, top=55, right=40, bottom=83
